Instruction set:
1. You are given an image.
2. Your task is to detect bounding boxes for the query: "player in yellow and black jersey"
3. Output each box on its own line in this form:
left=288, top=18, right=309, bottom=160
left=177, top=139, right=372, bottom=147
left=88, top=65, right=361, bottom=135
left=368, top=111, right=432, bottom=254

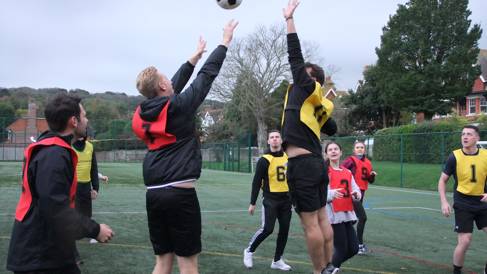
left=280, top=1, right=337, bottom=273
left=243, top=130, right=292, bottom=271
left=438, top=125, right=487, bottom=274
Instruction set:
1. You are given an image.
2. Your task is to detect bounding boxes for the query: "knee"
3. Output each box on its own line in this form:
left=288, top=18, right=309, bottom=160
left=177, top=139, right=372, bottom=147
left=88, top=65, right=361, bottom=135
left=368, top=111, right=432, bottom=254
left=457, top=234, right=472, bottom=249
left=262, top=227, right=274, bottom=237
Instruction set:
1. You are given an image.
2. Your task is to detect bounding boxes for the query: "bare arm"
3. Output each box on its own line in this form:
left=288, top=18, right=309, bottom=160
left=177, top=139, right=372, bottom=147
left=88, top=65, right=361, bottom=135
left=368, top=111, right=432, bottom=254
left=438, top=172, right=451, bottom=217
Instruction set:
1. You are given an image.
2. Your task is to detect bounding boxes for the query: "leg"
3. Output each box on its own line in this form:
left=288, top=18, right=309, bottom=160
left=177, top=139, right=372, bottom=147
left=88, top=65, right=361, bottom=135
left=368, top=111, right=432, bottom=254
left=453, top=233, right=472, bottom=268
left=317, top=206, right=334, bottom=264
left=248, top=199, right=277, bottom=253
left=153, top=253, right=174, bottom=274
left=274, top=199, right=292, bottom=261
left=176, top=254, right=199, bottom=274
left=331, top=223, right=347, bottom=268
left=300, top=210, right=327, bottom=274
left=452, top=205, right=475, bottom=273
left=344, top=222, right=359, bottom=261
left=353, top=199, right=367, bottom=245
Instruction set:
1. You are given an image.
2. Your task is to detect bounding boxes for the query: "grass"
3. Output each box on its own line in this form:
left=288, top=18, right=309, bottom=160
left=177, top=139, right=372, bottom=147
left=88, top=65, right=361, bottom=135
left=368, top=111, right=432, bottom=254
left=0, top=162, right=485, bottom=274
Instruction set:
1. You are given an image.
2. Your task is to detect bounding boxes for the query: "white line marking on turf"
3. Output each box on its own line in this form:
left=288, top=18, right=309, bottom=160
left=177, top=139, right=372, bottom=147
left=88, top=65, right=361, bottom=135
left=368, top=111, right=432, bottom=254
left=366, top=206, right=440, bottom=212
left=369, top=185, right=448, bottom=197
left=1, top=207, right=444, bottom=216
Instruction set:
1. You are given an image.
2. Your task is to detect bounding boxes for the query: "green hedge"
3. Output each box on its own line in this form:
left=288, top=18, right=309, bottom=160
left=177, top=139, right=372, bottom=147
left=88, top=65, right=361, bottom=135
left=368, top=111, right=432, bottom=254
left=373, top=116, right=487, bottom=164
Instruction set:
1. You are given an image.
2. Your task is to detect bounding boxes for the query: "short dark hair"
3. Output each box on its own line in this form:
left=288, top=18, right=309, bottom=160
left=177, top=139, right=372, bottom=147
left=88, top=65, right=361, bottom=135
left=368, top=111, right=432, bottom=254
left=44, top=94, right=81, bottom=132
left=304, top=62, right=325, bottom=86
left=463, top=125, right=480, bottom=135
left=268, top=129, right=281, bottom=138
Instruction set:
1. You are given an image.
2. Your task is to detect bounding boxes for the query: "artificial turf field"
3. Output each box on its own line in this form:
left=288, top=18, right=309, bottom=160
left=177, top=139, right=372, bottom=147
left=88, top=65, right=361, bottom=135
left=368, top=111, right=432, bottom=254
left=0, top=161, right=486, bottom=274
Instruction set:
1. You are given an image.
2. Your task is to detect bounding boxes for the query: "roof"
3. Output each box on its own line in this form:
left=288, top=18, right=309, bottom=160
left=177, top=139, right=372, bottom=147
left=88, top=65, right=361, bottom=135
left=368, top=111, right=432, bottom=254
left=7, top=118, right=48, bottom=132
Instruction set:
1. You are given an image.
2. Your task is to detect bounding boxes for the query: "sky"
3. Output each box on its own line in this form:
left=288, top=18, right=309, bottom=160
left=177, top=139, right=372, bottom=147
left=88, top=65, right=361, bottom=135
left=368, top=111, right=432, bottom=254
left=1, top=0, right=486, bottom=95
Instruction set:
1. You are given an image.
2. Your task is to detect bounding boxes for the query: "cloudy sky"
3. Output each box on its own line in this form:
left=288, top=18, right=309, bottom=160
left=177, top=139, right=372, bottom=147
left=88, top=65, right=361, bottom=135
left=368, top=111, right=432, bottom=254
left=1, top=0, right=486, bottom=95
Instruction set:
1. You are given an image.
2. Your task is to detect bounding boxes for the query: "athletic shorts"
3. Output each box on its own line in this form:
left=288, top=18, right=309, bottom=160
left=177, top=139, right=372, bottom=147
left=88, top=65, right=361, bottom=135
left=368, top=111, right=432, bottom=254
left=453, top=204, right=487, bottom=233
left=14, top=264, right=80, bottom=274
left=286, top=154, right=328, bottom=213
left=146, top=186, right=201, bottom=257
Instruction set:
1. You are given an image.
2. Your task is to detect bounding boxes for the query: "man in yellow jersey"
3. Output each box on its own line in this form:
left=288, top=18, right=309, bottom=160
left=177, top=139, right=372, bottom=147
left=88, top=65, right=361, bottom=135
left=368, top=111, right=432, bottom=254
left=281, top=1, right=338, bottom=274
left=72, top=128, right=106, bottom=263
left=438, top=125, right=487, bottom=274
left=244, top=130, right=292, bottom=271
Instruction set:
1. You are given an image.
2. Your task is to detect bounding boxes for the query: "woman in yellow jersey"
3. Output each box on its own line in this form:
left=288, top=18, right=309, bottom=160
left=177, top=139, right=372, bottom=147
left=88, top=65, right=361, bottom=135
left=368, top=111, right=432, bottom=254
left=438, top=125, right=487, bottom=274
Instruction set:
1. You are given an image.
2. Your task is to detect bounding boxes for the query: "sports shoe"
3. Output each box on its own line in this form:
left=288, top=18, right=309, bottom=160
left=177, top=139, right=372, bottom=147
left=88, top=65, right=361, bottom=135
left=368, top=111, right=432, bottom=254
left=322, top=263, right=340, bottom=274
left=358, top=244, right=368, bottom=255
left=270, top=258, right=292, bottom=271
left=243, top=248, right=253, bottom=268
left=89, top=238, right=98, bottom=244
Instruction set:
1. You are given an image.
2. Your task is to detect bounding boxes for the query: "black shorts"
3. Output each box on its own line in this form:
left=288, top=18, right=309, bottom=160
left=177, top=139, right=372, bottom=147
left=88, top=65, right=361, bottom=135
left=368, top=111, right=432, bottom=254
left=14, top=264, right=80, bottom=274
left=453, top=204, right=487, bottom=233
left=146, top=186, right=201, bottom=257
left=286, top=154, right=328, bottom=213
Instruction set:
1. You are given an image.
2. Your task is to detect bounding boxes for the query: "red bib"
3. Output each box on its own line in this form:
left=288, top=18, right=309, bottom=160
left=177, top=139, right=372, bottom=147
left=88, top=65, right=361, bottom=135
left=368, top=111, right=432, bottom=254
left=15, top=137, right=78, bottom=221
left=328, top=166, right=354, bottom=212
left=350, top=156, right=372, bottom=191
left=132, top=104, right=176, bottom=150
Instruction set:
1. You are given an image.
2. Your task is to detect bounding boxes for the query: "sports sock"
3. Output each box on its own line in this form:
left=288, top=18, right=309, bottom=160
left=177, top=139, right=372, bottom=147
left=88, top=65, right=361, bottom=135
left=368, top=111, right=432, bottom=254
left=453, top=264, right=462, bottom=274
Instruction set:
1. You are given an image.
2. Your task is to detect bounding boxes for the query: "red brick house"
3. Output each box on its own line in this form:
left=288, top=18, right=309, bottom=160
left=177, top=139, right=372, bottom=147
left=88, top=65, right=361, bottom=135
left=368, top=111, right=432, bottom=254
left=456, top=49, right=487, bottom=117
left=4, top=102, right=48, bottom=145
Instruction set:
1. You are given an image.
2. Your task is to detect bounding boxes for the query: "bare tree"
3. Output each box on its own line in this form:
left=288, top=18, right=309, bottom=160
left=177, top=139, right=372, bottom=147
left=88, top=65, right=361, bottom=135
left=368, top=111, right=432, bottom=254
left=212, top=24, right=290, bottom=150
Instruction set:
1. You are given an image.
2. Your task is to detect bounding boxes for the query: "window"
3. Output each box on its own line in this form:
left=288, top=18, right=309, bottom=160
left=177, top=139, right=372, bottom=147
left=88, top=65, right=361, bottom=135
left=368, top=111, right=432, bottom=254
left=469, top=98, right=476, bottom=114
left=481, top=97, right=487, bottom=113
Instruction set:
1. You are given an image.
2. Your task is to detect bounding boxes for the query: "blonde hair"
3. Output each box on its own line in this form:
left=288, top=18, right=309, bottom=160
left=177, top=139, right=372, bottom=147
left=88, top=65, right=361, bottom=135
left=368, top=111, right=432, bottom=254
left=136, top=66, right=160, bottom=98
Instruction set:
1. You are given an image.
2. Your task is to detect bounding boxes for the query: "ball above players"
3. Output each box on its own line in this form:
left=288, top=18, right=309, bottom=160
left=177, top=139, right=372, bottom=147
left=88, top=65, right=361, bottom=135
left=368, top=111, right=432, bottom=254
left=216, top=0, right=242, bottom=10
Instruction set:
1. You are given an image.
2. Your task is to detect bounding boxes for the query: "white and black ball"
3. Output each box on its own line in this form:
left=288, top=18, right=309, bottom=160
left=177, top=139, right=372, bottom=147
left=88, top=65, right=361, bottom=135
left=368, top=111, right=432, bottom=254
left=216, top=0, right=242, bottom=10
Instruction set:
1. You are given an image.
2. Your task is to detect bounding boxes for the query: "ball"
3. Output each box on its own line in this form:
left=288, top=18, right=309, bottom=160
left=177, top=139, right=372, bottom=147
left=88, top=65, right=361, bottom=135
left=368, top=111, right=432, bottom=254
left=216, top=0, right=242, bottom=10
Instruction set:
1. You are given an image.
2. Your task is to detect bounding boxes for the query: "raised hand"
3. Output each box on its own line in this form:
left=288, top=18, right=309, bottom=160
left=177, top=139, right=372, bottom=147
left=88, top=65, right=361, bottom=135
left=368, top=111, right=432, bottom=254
left=189, top=36, right=207, bottom=65
left=222, top=19, right=239, bottom=47
left=283, top=0, right=300, bottom=20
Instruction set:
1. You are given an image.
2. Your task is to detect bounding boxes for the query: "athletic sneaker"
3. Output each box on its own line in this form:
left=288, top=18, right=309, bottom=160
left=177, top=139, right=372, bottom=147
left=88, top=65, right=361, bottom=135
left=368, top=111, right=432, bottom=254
left=89, top=238, right=98, bottom=244
left=358, top=244, right=368, bottom=255
left=322, top=263, right=339, bottom=274
left=270, top=258, right=292, bottom=271
left=243, top=248, right=253, bottom=268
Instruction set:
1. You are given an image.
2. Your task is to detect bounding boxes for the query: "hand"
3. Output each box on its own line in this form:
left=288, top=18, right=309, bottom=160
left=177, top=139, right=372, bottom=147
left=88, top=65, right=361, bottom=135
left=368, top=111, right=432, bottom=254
left=481, top=194, right=487, bottom=203
left=90, top=190, right=98, bottom=200
left=248, top=204, right=256, bottom=215
left=333, top=188, right=344, bottom=199
left=441, top=201, right=451, bottom=217
left=97, top=224, right=114, bottom=243
left=222, top=19, right=239, bottom=47
left=282, top=0, right=300, bottom=20
left=188, top=36, right=207, bottom=65
left=352, top=191, right=361, bottom=200
left=101, top=175, right=109, bottom=183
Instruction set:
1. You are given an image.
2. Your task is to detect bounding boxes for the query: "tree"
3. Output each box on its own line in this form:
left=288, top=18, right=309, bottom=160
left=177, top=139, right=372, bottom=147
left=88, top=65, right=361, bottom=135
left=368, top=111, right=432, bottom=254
left=375, top=0, right=482, bottom=120
left=344, top=65, right=400, bottom=132
left=0, top=102, right=16, bottom=141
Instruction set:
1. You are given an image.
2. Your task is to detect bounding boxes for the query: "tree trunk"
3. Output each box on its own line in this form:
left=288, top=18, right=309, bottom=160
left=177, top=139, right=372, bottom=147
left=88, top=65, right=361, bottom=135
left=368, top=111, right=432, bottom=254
left=382, top=109, right=387, bottom=128
left=256, top=118, right=268, bottom=154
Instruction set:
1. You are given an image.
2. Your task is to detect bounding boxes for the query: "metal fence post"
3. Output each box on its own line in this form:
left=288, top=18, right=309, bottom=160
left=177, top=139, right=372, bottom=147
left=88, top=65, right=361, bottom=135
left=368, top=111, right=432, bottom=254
left=400, top=134, right=404, bottom=188
left=248, top=133, right=252, bottom=173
